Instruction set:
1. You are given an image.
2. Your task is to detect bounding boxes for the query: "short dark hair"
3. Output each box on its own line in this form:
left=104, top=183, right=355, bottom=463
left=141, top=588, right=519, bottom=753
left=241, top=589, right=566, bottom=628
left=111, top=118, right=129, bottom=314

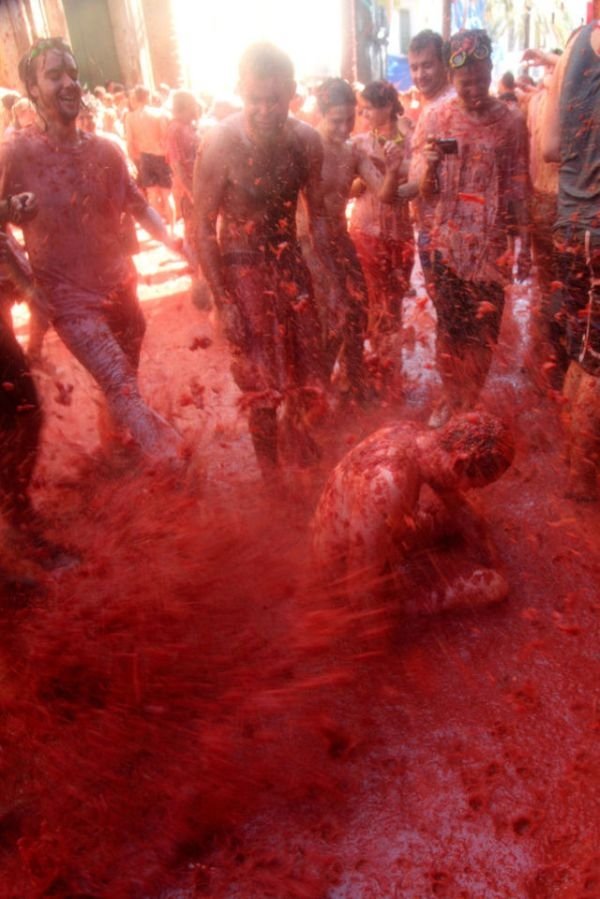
left=361, top=81, right=403, bottom=118
left=439, top=412, right=514, bottom=484
left=18, top=37, right=75, bottom=95
left=499, top=71, right=515, bottom=90
left=316, top=78, right=356, bottom=115
left=239, top=43, right=294, bottom=83
left=409, top=29, right=444, bottom=62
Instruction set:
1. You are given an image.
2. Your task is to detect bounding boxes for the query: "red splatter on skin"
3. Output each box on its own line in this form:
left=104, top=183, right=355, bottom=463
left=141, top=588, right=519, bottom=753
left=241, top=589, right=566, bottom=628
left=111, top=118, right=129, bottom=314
left=189, top=335, right=213, bottom=351
left=1, top=263, right=600, bottom=898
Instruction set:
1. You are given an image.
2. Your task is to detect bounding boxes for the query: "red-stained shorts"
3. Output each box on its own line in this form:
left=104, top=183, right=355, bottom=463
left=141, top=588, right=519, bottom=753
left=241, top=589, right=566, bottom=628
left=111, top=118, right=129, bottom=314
left=223, top=248, right=325, bottom=401
left=350, top=232, right=415, bottom=333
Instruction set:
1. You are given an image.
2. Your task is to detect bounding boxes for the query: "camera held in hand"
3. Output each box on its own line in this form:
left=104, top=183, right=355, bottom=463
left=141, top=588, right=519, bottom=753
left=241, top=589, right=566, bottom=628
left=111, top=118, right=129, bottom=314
left=437, top=138, right=459, bottom=155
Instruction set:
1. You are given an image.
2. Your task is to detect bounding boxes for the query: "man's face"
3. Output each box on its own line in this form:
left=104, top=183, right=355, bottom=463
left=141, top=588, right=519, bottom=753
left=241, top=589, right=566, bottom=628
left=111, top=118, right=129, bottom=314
left=451, top=59, right=492, bottom=113
left=30, top=49, right=82, bottom=124
left=321, top=104, right=355, bottom=144
left=240, top=74, right=295, bottom=141
left=409, top=45, right=447, bottom=99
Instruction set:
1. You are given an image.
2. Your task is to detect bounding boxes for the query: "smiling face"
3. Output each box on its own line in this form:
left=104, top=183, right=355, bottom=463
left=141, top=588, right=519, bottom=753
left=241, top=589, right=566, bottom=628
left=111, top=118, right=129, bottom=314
left=408, top=44, right=447, bottom=99
left=240, top=72, right=295, bottom=142
left=29, top=48, right=82, bottom=125
left=450, top=58, right=493, bottom=113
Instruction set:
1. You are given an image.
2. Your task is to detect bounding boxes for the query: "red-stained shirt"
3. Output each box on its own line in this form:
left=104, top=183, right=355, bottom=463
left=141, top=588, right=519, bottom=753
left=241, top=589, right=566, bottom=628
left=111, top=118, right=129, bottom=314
left=409, top=84, right=455, bottom=233
left=412, top=97, right=530, bottom=283
left=0, top=128, right=148, bottom=317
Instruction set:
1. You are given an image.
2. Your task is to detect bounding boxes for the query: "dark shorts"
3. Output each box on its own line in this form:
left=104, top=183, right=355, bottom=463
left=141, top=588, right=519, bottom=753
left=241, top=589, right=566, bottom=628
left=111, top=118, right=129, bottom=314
left=431, top=258, right=505, bottom=350
left=139, top=153, right=172, bottom=190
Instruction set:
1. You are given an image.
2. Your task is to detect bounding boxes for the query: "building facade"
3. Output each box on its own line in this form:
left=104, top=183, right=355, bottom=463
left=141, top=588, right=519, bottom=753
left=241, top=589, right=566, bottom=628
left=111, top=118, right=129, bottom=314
left=0, top=0, right=181, bottom=92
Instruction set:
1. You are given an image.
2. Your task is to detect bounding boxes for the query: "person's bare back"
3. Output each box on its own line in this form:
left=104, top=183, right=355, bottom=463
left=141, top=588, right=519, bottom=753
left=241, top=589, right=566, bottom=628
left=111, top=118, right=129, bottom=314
left=312, top=412, right=515, bottom=613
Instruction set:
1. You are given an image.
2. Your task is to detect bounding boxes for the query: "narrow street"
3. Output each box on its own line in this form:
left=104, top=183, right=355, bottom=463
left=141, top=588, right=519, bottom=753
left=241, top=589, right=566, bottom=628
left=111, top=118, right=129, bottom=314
left=2, top=233, right=599, bottom=898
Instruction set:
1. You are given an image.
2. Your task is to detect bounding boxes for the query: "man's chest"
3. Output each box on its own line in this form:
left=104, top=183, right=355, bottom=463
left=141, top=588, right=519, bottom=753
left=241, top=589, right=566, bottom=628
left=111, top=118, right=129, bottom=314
left=228, top=143, right=307, bottom=207
left=15, top=151, right=117, bottom=211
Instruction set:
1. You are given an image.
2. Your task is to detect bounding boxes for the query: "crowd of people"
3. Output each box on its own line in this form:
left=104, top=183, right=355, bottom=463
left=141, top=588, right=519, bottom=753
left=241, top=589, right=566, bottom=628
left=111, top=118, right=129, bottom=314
left=0, top=22, right=598, bottom=575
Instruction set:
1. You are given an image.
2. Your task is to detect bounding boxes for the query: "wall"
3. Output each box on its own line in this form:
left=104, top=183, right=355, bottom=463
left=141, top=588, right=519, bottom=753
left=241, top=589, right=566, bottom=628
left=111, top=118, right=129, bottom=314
left=106, top=0, right=154, bottom=87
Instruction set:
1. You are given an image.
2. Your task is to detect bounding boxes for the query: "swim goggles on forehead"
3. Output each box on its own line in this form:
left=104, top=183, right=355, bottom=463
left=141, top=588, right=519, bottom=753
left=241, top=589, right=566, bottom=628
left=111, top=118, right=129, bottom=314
left=449, top=36, right=491, bottom=69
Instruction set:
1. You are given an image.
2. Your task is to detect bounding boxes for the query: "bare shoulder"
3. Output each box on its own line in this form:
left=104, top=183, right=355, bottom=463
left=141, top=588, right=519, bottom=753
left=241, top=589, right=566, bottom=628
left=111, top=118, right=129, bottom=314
left=0, top=128, right=41, bottom=165
left=337, top=422, right=414, bottom=473
left=202, top=114, right=244, bottom=155
left=288, top=117, right=321, bottom=151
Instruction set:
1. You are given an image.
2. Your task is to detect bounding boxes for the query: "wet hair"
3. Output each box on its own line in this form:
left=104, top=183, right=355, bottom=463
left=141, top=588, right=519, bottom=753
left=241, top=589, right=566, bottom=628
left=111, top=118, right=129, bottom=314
left=408, top=29, right=444, bottom=62
left=239, top=42, right=294, bottom=83
left=361, top=80, right=403, bottom=118
left=438, top=412, right=514, bottom=485
left=444, top=29, right=493, bottom=68
left=316, top=78, right=356, bottom=115
left=134, top=85, right=150, bottom=105
left=18, top=37, right=75, bottom=96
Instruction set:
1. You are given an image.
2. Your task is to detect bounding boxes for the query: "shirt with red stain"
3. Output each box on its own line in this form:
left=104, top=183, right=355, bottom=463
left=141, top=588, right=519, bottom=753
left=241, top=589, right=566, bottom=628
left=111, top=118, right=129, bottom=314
left=0, top=128, right=148, bottom=317
left=413, top=97, right=530, bottom=284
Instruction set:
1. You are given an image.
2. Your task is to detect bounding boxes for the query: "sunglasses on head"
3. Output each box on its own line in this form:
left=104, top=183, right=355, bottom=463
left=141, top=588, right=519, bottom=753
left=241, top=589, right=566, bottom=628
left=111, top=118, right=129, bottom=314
left=449, top=39, right=490, bottom=70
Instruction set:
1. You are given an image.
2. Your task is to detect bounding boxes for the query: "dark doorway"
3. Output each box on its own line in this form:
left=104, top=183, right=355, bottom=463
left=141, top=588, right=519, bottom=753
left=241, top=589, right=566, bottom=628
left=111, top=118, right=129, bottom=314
left=63, top=0, right=123, bottom=89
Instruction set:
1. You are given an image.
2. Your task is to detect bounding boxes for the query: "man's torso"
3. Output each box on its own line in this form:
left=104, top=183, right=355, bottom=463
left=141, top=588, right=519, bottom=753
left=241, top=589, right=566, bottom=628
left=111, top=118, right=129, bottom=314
left=0, top=129, right=143, bottom=311
left=216, top=114, right=313, bottom=256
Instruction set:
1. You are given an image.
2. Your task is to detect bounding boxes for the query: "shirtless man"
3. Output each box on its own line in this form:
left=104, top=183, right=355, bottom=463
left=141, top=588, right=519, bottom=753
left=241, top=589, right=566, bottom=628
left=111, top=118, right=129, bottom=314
left=125, top=85, right=173, bottom=224
left=166, top=90, right=211, bottom=311
left=193, top=43, right=331, bottom=477
left=303, top=78, right=404, bottom=400
left=1, top=37, right=184, bottom=465
left=312, top=412, right=514, bottom=612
